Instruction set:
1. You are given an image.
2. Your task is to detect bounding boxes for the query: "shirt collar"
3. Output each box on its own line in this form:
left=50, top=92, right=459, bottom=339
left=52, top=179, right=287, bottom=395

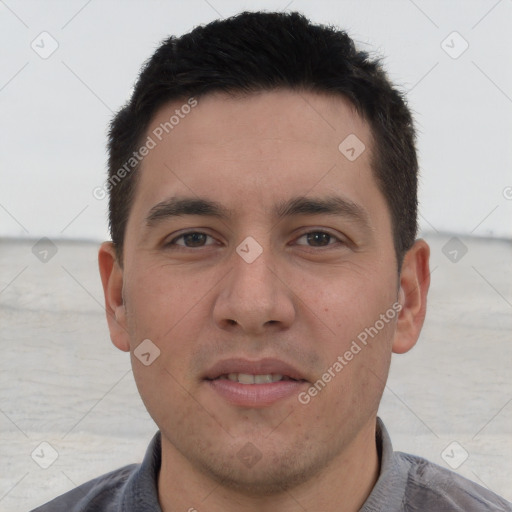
left=120, top=430, right=163, bottom=511
left=359, top=417, right=406, bottom=511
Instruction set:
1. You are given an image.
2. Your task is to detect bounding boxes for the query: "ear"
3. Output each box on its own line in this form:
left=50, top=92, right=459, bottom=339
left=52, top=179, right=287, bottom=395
left=392, top=239, right=430, bottom=354
left=98, top=241, right=130, bottom=352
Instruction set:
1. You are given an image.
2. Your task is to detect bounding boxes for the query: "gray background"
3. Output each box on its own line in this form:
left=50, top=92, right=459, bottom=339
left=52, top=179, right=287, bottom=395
left=1, top=0, right=511, bottom=510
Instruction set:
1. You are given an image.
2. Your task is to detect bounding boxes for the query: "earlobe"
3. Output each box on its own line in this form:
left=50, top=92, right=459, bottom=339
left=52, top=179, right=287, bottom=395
left=392, top=239, right=430, bottom=355
left=98, top=241, right=131, bottom=352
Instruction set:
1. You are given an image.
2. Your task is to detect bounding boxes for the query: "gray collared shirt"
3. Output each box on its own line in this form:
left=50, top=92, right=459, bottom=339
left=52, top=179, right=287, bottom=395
left=31, top=418, right=512, bottom=511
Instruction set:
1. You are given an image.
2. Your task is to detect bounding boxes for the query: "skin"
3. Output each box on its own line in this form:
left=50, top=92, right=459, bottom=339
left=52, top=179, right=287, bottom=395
left=98, top=89, right=430, bottom=512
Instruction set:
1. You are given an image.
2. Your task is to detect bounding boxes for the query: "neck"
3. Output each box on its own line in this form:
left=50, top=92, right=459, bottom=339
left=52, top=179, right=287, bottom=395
left=157, top=418, right=380, bottom=512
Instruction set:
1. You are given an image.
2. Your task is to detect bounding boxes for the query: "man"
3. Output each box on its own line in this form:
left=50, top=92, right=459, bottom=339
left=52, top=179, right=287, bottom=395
left=33, top=11, right=511, bottom=512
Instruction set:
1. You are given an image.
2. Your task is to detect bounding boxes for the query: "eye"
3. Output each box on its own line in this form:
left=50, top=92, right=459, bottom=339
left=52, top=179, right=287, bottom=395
left=166, top=231, right=217, bottom=248
left=164, top=229, right=345, bottom=250
left=295, top=230, right=343, bottom=248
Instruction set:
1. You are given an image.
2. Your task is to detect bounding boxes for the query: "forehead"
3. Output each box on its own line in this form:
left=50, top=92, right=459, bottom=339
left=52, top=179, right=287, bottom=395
left=148, top=90, right=369, bottom=164
left=126, top=89, right=386, bottom=233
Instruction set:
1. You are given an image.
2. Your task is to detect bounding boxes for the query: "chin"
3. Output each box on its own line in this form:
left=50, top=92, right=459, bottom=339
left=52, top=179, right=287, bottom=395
left=193, top=442, right=329, bottom=496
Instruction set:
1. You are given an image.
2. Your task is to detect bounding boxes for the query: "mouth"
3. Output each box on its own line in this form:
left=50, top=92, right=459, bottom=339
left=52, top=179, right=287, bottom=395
left=203, top=358, right=309, bottom=407
left=208, top=373, right=304, bottom=384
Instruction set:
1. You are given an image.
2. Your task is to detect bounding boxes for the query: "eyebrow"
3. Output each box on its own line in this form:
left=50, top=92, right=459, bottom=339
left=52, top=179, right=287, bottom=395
left=145, top=197, right=231, bottom=227
left=144, top=195, right=371, bottom=229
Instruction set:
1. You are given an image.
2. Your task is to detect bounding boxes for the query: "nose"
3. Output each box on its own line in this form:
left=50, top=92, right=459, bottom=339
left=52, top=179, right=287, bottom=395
left=212, top=239, right=296, bottom=335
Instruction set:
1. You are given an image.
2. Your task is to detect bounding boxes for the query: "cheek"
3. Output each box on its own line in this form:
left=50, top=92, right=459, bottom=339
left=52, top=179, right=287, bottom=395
left=131, top=353, right=217, bottom=438
left=124, top=263, right=221, bottom=395
left=124, top=263, right=211, bottom=342
left=298, top=264, right=397, bottom=341
left=303, top=317, right=394, bottom=427
left=296, top=266, right=397, bottom=401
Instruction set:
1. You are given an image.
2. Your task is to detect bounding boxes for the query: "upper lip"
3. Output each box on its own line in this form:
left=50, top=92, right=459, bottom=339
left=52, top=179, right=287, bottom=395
left=203, top=357, right=308, bottom=382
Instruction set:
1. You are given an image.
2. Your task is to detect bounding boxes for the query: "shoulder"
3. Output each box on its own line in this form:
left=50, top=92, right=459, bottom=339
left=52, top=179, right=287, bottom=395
left=30, top=463, right=139, bottom=512
left=395, top=451, right=512, bottom=511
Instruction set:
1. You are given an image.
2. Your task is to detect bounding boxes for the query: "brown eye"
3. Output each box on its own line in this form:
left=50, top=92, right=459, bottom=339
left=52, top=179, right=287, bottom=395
left=296, top=231, right=341, bottom=247
left=167, top=232, right=214, bottom=248
left=306, top=232, right=331, bottom=246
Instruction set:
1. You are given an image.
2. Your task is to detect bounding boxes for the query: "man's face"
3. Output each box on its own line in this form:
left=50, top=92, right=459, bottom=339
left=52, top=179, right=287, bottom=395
left=111, top=90, right=402, bottom=491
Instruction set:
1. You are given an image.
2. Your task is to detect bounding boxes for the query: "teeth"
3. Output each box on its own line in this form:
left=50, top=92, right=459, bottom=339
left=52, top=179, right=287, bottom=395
left=225, top=373, right=285, bottom=384
left=254, top=374, right=273, bottom=384
left=238, top=373, right=255, bottom=384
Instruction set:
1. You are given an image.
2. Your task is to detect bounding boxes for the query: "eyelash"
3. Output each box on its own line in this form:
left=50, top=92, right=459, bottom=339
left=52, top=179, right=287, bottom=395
left=165, top=230, right=345, bottom=249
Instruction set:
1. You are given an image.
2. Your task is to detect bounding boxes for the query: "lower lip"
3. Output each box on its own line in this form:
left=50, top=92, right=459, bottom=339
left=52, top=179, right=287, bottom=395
left=206, top=378, right=307, bottom=407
